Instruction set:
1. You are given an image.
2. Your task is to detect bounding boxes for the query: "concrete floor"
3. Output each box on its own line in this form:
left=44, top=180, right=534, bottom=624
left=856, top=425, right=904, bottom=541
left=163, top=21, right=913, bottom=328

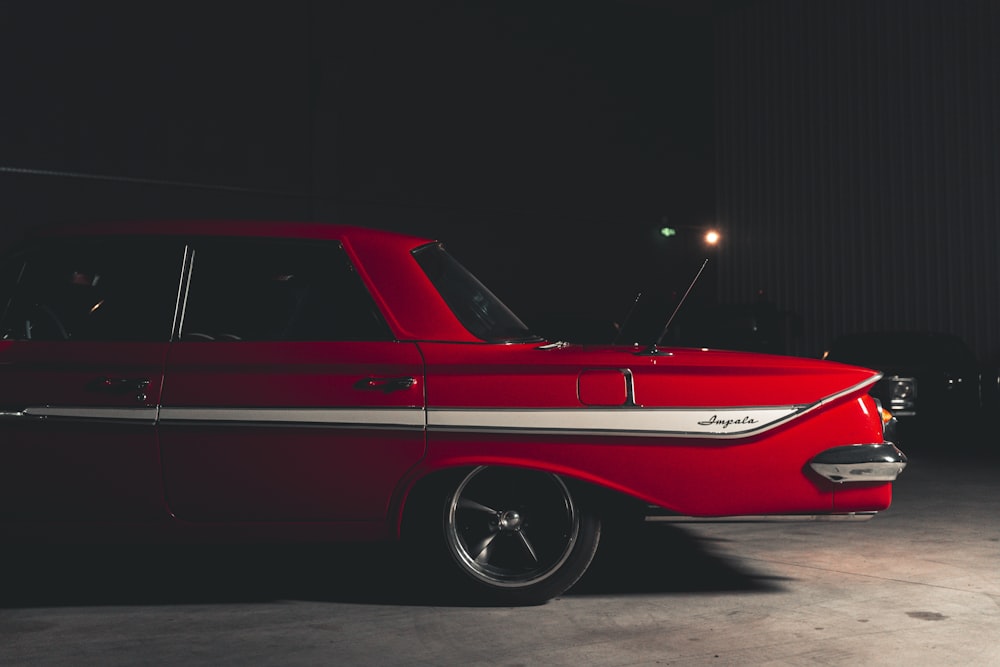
left=2, top=446, right=998, bottom=666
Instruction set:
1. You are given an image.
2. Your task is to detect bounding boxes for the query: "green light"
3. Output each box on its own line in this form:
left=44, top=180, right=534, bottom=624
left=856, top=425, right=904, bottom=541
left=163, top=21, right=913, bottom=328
left=659, top=227, right=677, bottom=238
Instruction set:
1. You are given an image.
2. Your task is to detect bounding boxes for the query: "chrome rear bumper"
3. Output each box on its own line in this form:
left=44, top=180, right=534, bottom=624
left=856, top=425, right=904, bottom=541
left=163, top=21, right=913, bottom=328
left=643, top=443, right=906, bottom=523
left=808, top=442, right=907, bottom=483
left=645, top=511, right=877, bottom=523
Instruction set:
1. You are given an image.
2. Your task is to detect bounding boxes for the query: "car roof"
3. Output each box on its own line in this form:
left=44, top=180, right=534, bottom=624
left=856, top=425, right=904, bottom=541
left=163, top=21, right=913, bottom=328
left=33, top=219, right=434, bottom=247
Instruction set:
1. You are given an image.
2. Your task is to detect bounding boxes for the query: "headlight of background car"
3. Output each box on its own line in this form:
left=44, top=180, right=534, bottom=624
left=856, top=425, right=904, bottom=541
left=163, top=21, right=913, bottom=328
left=887, top=375, right=916, bottom=416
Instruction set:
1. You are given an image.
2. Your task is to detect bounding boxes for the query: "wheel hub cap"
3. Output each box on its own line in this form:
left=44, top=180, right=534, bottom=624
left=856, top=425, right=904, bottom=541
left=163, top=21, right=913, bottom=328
left=498, top=510, right=522, bottom=532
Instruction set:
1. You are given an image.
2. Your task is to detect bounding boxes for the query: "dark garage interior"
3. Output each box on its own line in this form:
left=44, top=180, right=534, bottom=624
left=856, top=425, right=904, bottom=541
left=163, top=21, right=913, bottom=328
left=4, top=0, right=998, bottom=361
left=1, top=1, right=999, bottom=664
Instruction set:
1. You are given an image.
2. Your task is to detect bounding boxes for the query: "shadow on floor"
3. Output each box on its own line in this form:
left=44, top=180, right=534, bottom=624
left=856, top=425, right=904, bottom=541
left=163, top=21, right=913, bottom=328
left=1, top=523, right=781, bottom=608
left=569, top=522, right=788, bottom=597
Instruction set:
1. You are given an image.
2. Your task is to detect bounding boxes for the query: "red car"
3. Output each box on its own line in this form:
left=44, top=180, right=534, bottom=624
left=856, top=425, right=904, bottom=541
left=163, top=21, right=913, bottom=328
left=0, top=221, right=905, bottom=604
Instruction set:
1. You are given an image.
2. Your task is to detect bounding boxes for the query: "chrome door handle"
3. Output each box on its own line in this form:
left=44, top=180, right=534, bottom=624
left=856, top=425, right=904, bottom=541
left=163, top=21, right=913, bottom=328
left=358, top=376, right=417, bottom=393
left=93, top=377, right=151, bottom=392
left=90, top=377, right=151, bottom=402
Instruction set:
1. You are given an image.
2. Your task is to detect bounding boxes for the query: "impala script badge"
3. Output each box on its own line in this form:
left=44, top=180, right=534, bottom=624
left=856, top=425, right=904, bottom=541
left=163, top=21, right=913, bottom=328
left=697, top=414, right=760, bottom=429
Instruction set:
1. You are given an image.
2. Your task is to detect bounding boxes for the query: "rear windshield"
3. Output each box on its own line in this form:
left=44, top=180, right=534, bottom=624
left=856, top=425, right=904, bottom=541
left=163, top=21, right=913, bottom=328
left=412, top=243, right=538, bottom=343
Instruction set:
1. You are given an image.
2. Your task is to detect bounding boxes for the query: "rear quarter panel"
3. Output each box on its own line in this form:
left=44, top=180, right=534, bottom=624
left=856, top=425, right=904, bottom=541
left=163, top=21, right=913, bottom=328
left=411, top=342, right=888, bottom=519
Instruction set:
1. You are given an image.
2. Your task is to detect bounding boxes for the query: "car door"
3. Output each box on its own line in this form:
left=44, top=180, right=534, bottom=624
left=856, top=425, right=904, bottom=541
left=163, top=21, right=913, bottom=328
left=158, top=237, right=425, bottom=522
left=0, top=236, right=181, bottom=521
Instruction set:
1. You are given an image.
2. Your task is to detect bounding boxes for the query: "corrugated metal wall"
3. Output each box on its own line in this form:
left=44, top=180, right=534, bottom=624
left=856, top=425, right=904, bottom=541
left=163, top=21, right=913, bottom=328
left=714, top=0, right=1000, bottom=361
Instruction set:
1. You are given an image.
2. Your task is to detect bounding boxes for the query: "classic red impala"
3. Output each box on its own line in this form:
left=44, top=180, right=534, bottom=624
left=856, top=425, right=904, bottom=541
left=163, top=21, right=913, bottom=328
left=0, top=221, right=906, bottom=604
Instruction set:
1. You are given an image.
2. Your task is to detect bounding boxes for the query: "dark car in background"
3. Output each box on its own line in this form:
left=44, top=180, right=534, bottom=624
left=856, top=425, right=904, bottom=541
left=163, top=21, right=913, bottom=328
left=822, top=331, right=987, bottom=444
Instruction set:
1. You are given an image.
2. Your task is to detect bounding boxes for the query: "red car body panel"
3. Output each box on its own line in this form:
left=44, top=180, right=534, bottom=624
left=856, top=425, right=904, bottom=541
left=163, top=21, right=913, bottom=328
left=158, top=340, right=425, bottom=522
left=0, top=221, right=903, bottom=546
left=0, top=341, right=168, bottom=521
left=418, top=342, right=878, bottom=408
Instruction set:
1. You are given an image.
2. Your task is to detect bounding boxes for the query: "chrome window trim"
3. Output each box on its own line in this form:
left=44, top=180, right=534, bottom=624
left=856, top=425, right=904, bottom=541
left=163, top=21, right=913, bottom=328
left=171, top=244, right=195, bottom=341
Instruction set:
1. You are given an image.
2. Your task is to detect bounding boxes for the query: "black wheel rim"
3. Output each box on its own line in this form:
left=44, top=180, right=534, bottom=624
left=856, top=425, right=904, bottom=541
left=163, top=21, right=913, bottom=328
left=444, top=466, right=580, bottom=588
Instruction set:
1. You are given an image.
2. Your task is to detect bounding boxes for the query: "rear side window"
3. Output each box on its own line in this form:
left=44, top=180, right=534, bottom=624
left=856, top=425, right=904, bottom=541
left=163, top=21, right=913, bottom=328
left=180, top=239, right=392, bottom=341
left=0, top=238, right=183, bottom=342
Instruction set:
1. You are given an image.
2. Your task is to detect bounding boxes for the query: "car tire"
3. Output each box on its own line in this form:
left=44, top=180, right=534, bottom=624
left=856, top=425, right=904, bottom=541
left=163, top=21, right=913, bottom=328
left=437, top=465, right=601, bottom=606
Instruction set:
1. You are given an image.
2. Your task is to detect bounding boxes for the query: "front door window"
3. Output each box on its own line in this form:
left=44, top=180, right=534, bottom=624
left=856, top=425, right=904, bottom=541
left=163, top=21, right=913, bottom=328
left=0, top=237, right=181, bottom=521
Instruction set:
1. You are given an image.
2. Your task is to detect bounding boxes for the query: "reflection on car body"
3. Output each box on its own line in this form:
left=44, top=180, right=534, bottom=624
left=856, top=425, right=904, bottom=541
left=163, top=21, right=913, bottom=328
left=0, top=221, right=906, bottom=604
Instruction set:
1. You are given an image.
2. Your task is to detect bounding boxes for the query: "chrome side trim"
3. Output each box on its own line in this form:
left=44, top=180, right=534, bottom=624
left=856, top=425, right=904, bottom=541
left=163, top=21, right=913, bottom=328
left=1, top=404, right=806, bottom=437
left=426, top=406, right=803, bottom=438
left=809, top=442, right=907, bottom=483
left=3, top=372, right=886, bottom=440
left=3, top=406, right=426, bottom=429
left=19, top=406, right=159, bottom=423
left=158, top=406, right=425, bottom=428
left=819, top=372, right=883, bottom=404
left=645, top=511, right=878, bottom=523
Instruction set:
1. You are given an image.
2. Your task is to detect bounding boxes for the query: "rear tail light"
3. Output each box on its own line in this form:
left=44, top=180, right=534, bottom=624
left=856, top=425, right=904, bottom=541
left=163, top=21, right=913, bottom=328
left=879, top=405, right=894, bottom=426
left=873, top=398, right=897, bottom=442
